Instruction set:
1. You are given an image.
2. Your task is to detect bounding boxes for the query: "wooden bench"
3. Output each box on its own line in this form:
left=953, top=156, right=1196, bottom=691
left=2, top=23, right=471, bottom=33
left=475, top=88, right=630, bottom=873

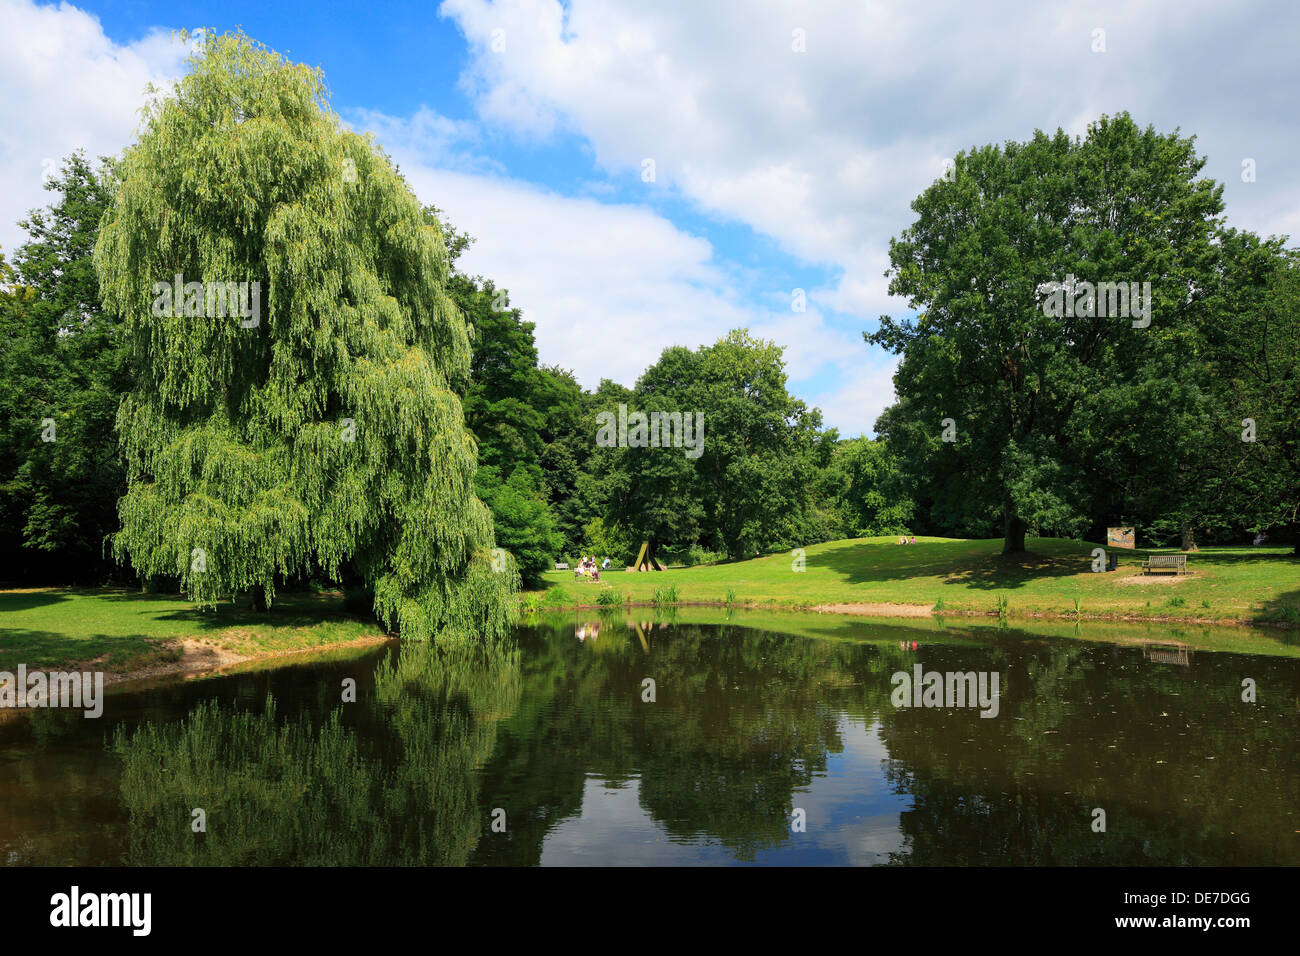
left=1141, top=554, right=1188, bottom=575
left=554, top=562, right=569, bottom=571
left=1142, top=643, right=1191, bottom=665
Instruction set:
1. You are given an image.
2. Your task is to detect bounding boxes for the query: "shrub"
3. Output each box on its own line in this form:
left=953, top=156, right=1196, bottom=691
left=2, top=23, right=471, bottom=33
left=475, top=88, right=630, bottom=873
left=652, top=584, right=680, bottom=607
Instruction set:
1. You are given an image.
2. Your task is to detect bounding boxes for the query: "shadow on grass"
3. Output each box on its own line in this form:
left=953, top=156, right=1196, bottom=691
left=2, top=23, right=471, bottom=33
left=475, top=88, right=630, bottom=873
left=817, top=540, right=1300, bottom=592
left=1252, top=587, right=1300, bottom=628
left=90, top=588, right=370, bottom=631
left=0, top=590, right=74, bottom=613
left=0, top=629, right=166, bottom=671
left=817, top=540, right=1088, bottom=590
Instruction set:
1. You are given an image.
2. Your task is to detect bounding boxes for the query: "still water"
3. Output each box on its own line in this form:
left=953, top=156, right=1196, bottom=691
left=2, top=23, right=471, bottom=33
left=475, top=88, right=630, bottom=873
left=2, top=614, right=1298, bottom=865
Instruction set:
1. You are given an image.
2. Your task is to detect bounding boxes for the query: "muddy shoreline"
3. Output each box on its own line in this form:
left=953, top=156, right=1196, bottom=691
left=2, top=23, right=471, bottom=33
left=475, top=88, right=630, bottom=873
left=92, top=634, right=394, bottom=689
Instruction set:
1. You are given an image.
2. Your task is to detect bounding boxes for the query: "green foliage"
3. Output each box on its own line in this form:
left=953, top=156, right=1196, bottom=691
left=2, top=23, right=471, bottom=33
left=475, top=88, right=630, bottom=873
left=596, top=587, right=623, bottom=607
left=0, top=152, right=125, bottom=583
left=92, top=32, right=512, bottom=640
left=518, top=591, right=546, bottom=614
left=582, top=515, right=633, bottom=565
left=686, top=544, right=725, bottom=566
left=431, top=204, right=599, bottom=557
left=653, top=583, right=680, bottom=607
left=543, top=585, right=571, bottom=607
left=453, top=271, right=546, bottom=476
left=111, top=640, right=520, bottom=864
left=819, top=436, right=914, bottom=537
left=474, top=465, right=562, bottom=587
left=597, top=330, right=833, bottom=561
left=1194, top=237, right=1300, bottom=550
left=870, top=114, right=1230, bottom=553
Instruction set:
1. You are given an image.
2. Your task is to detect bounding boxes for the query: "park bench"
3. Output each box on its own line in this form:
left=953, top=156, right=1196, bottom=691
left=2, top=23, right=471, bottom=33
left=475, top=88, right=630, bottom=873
left=554, top=562, right=569, bottom=571
left=1142, top=643, right=1191, bottom=666
left=1141, top=554, right=1188, bottom=575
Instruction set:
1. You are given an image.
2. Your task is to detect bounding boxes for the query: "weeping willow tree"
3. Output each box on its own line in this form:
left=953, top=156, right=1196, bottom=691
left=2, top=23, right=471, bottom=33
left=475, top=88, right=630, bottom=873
left=94, top=31, right=515, bottom=642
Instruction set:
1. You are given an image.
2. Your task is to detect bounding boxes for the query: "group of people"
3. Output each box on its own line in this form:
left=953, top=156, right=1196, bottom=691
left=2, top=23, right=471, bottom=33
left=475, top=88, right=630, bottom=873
left=574, top=555, right=609, bottom=580
left=897, top=536, right=917, bottom=545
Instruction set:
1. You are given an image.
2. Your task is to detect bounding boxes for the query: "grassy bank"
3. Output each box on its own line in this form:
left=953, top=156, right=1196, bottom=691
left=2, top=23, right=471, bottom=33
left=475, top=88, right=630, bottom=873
left=528, top=536, right=1300, bottom=627
left=0, top=587, right=385, bottom=673
left=5, top=536, right=1296, bottom=675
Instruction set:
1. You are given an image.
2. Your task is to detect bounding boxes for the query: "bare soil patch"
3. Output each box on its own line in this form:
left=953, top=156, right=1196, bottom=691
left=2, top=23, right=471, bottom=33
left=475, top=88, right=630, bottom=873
left=86, top=634, right=390, bottom=687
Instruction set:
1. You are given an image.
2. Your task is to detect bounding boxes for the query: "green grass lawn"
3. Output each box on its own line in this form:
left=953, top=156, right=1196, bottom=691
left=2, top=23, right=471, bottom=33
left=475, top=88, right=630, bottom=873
left=532, top=536, right=1300, bottom=627
left=5, top=537, right=1295, bottom=674
left=0, top=588, right=385, bottom=672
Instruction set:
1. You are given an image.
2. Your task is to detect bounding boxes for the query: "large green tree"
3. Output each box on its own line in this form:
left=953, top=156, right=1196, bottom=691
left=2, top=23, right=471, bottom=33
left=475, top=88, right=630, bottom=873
left=0, top=152, right=126, bottom=583
left=93, top=32, right=513, bottom=642
left=818, top=437, right=914, bottom=538
left=870, top=114, right=1226, bottom=552
left=431, top=207, right=573, bottom=580
left=1197, top=233, right=1300, bottom=552
left=601, top=331, right=828, bottom=561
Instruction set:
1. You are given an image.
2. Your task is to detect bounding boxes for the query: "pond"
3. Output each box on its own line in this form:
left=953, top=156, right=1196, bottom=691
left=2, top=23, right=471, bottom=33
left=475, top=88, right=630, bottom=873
left=2, top=613, right=1298, bottom=865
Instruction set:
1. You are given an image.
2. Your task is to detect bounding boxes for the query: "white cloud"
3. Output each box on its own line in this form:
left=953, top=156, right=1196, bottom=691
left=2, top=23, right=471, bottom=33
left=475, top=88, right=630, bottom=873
left=440, top=0, right=1300, bottom=324
left=372, top=115, right=888, bottom=432
left=394, top=161, right=739, bottom=380
left=811, top=358, right=901, bottom=437
left=0, top=0, right=188, bottom=258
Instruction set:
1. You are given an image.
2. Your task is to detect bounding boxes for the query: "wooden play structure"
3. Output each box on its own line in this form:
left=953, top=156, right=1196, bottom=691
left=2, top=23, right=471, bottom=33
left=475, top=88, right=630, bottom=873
left=630, top=540, right=667, bottom=572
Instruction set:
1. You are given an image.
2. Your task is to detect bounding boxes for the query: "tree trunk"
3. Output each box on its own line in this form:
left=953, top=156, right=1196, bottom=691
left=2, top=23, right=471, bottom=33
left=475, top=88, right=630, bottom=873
left=1180, top=520, right=1198, bottom=552
left=1002, top=513, right=1027, bottom=554
left=250, top=589, right=269, bottom=612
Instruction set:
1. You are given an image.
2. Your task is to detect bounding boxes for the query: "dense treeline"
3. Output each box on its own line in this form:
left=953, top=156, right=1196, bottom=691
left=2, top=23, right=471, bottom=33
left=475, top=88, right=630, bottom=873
left=0, top=149, right=909, bottom=592
left=0, top=152, right=126, bottom=585
left=0, top=84, right=1294, bottom=597
left=435, top=208, right=913, bottom=580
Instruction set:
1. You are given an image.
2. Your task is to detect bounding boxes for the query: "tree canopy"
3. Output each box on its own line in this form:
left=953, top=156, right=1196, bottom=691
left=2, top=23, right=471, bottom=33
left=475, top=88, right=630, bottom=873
left=0, top=152, right=125, bottom=583
left=869, top=114, right=1256, bottom=553
left=93, top=32, right=513, bottom=641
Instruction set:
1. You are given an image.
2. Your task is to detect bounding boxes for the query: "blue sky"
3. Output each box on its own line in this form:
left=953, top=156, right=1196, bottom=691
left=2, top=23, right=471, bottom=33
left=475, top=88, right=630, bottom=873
left=3, top=0, right=1297, bottom=435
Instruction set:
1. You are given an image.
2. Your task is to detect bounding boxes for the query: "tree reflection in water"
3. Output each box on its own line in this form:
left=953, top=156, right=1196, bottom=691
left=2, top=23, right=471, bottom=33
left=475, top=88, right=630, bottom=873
left=113, top=638, right=520, bottom=865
